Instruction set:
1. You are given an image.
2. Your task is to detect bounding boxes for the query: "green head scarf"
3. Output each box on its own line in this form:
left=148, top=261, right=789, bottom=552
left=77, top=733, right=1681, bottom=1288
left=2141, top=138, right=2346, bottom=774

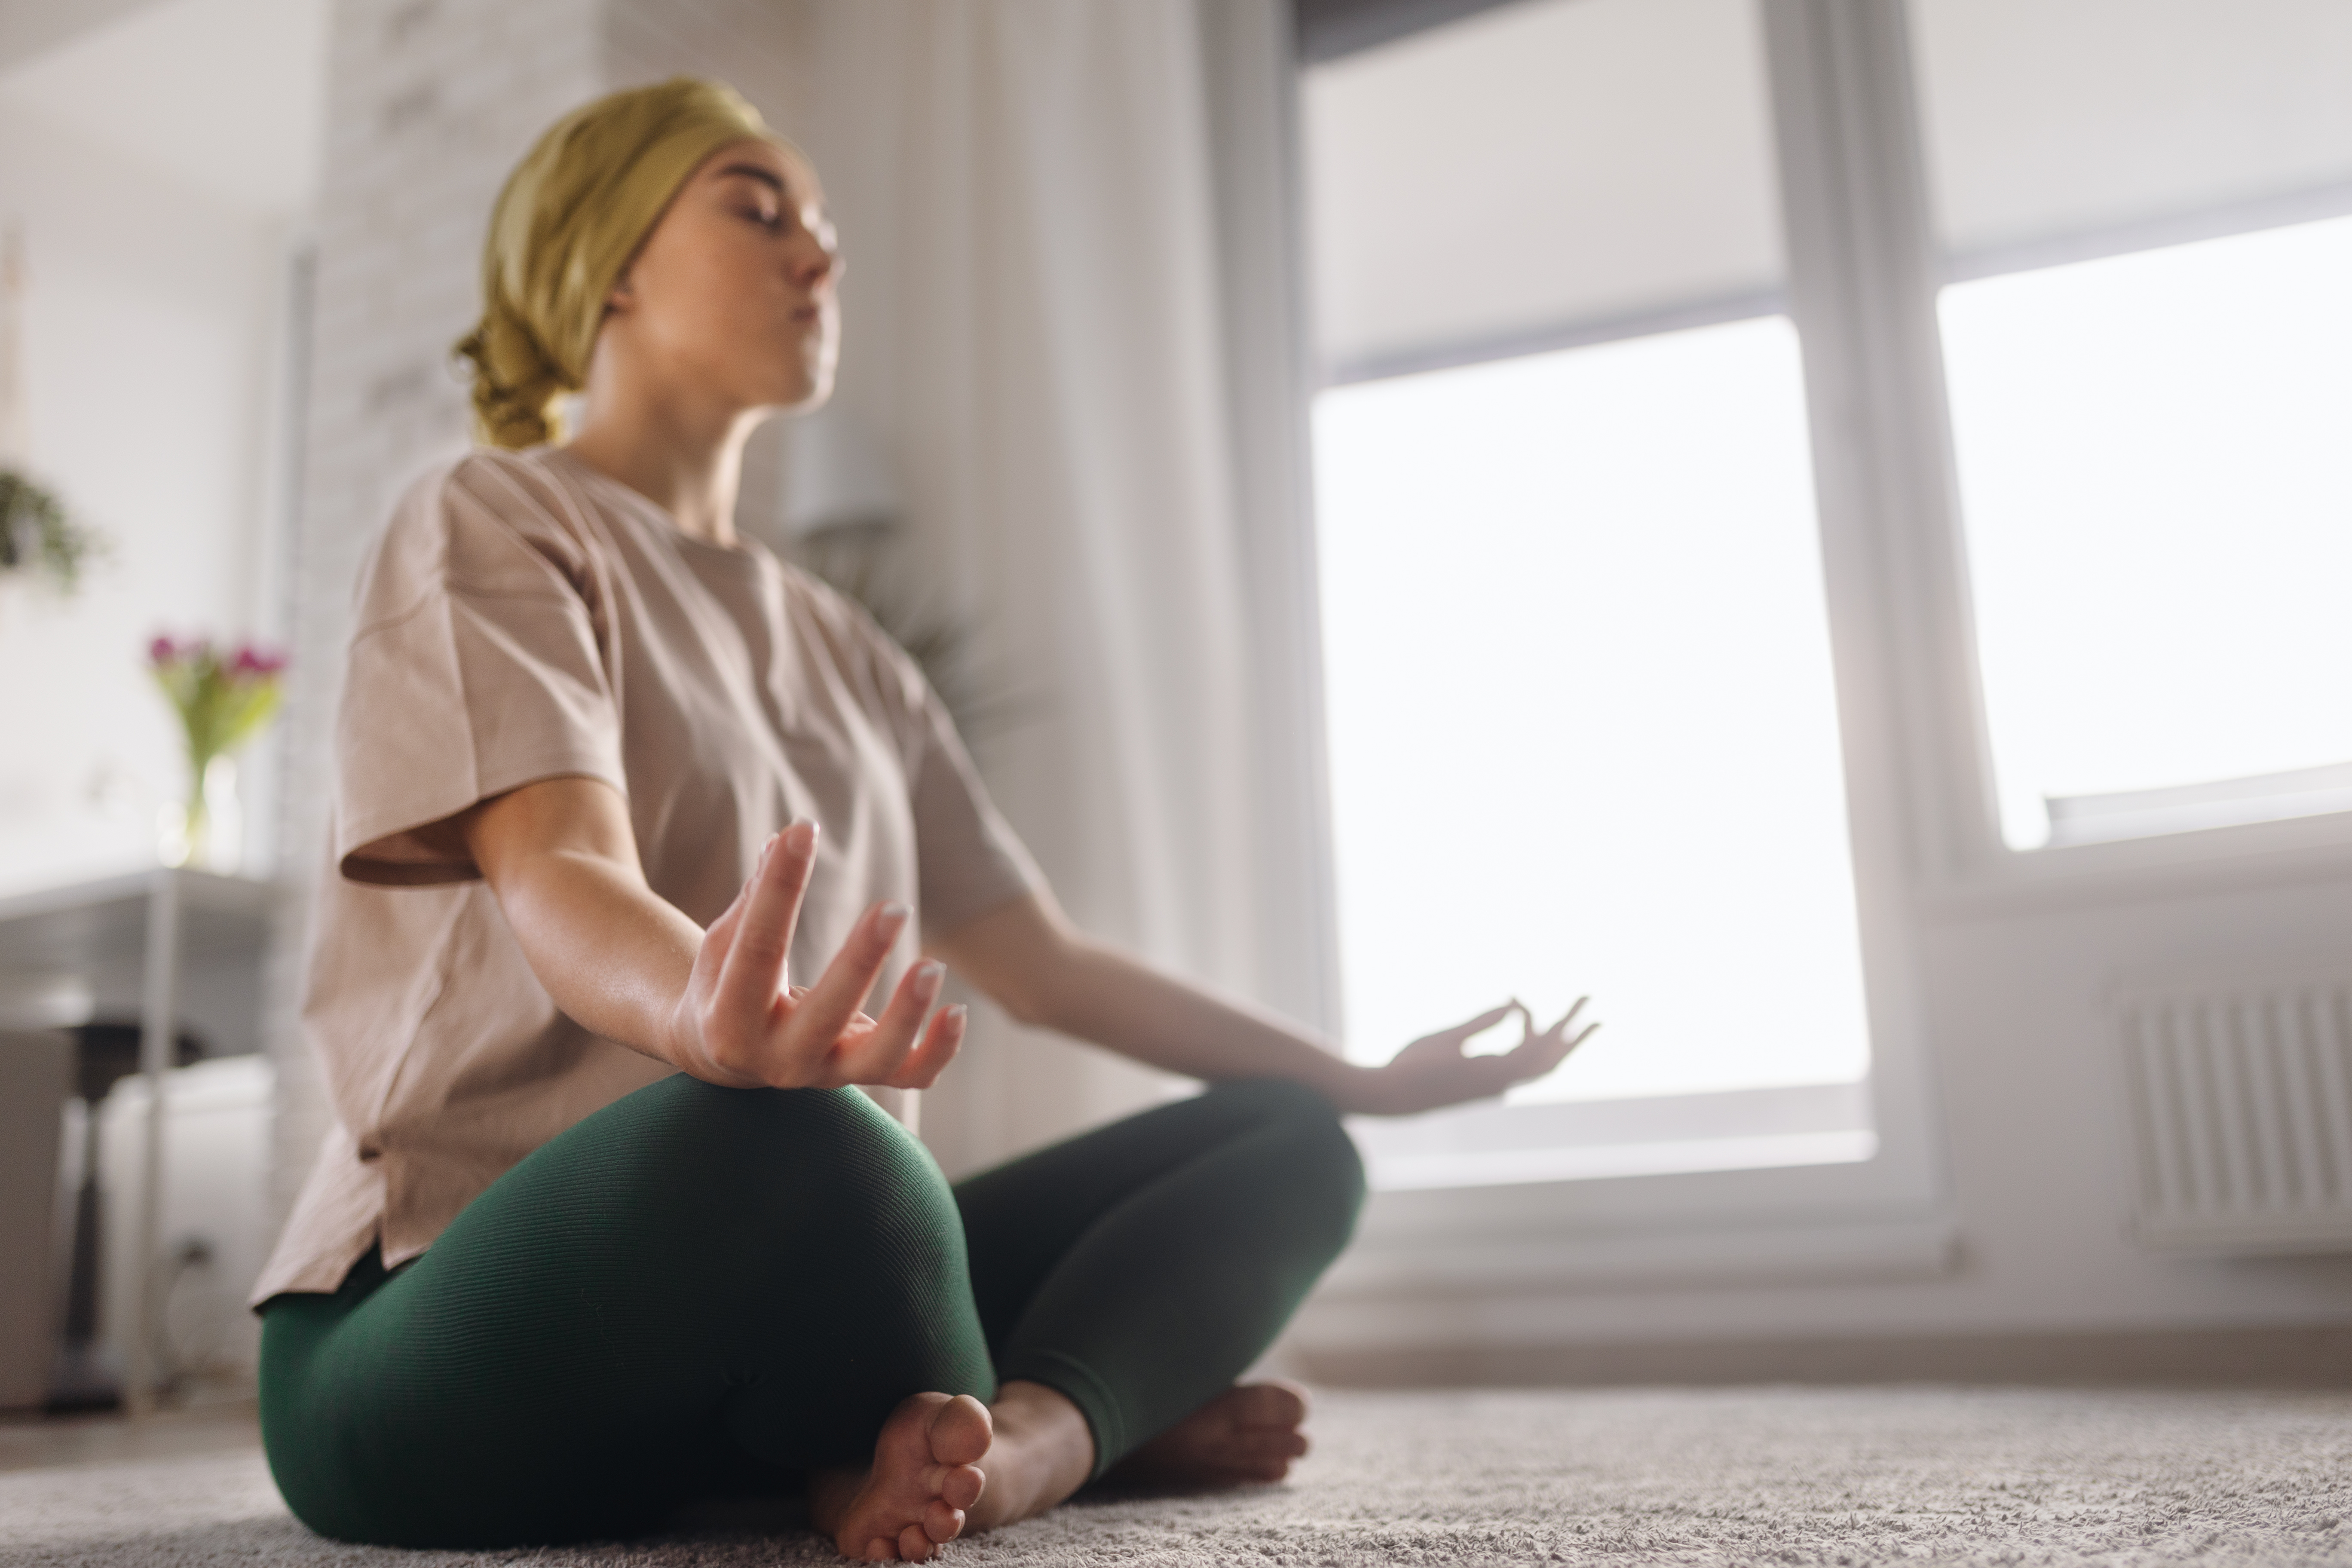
left=455, top=77, right=785, bottom=450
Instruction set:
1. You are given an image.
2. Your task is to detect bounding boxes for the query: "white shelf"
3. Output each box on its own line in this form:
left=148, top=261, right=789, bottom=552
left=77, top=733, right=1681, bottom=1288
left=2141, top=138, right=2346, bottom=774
left=0, top=867, right=279, bottom=1416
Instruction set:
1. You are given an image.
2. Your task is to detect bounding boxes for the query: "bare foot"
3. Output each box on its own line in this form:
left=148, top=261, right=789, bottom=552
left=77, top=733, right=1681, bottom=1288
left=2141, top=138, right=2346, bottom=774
left=1105, top=1381, right=1312, bottom=1488
left=962, top=1380, right=1096, bottom=1533
left=809, top=1393, right=991, bottom=1562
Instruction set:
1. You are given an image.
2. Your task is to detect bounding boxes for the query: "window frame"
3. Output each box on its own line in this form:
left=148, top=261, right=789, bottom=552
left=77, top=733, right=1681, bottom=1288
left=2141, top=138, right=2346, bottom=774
left=1301, top=0, right=2352, bottom=1295
left=1298, top=0, right=1952, bottom=1282
left=1793, top=1, right=2352, bottom=906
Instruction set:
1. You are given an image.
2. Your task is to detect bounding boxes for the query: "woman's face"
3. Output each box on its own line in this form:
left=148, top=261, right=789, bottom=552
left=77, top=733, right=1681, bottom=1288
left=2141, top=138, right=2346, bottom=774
left=605, top=137, right=840, bottom=413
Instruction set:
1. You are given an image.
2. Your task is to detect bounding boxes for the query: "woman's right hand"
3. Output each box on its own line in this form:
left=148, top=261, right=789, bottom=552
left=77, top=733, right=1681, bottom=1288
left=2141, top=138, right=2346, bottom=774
left=663, top=820, right=967, bottom=1091
left=1343, top=998, right=1599, bottom=1116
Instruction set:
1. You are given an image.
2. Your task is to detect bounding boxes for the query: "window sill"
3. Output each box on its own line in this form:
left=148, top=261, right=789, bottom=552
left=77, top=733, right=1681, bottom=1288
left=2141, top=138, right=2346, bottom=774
left=1329, top=1075, right=1946, bottom=1287
left=1368, top=1129, right=1877, bottom=1191
left=1348, top=1081, right=1875, bottom=1192
left=1314, top=1205, right=1957, bottom=1305
left=1917, top=805, right=2352, bottom=924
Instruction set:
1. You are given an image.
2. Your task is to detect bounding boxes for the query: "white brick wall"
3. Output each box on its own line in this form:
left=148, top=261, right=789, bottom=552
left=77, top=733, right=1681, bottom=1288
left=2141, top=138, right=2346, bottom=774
left=606, top=0, right=803, bottom=116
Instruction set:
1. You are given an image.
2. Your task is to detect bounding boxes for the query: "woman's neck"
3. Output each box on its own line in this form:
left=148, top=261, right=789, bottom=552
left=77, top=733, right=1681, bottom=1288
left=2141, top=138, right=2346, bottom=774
left=564, top=384, right=762, bottom=547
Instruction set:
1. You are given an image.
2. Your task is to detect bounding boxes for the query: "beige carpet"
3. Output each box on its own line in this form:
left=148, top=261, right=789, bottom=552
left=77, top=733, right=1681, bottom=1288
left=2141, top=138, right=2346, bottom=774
left=6, top=1387, right=2350, bottom=1566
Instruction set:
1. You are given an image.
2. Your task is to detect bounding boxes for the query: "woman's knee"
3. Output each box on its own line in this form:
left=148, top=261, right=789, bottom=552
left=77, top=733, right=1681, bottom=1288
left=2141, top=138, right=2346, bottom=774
left=678, top=1080, right=946, bottom=1211
left=1208, top=1077, right=1366, bottom=1244
left=677, top=1086, right=994, bottom=1430
left=626, top=1075, right=914, bottom=1177
left=564, top=1077, right=964, bottom=1280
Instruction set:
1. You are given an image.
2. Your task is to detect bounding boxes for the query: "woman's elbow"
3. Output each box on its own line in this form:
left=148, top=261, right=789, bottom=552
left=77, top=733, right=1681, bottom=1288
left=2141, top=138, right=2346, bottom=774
left=986, top=953, right=1074, bottom=1030
left=937, top=894, right=1079, bottom=1031
left=992, top=982, right=1056, bottom=1030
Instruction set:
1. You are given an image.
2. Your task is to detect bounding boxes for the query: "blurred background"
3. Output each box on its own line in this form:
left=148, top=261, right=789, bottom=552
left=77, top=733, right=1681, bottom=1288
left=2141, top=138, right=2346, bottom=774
left=0, top=0, right=2348, bottom=1418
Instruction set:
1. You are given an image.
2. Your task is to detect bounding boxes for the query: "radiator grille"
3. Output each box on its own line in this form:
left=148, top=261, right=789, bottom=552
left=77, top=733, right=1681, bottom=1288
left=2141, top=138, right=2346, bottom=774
left=2117, top=976, right=2352, bottom=1251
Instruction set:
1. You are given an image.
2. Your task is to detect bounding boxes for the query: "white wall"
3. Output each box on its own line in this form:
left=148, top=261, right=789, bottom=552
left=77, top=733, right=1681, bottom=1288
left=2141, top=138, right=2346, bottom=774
left=0, top=101, right=293, bottom=900
left=0, top=0, right=321, bottom=1400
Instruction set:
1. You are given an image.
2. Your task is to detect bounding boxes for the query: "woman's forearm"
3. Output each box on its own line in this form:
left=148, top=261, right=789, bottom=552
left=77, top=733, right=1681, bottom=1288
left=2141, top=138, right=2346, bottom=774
left=466, top=782, right=965, bottom=1092
left=457, top=776, right=704, bottom=1069
left=490, top=843, right=702, bottom=1064
left=1033, top=936, right=1370, bottom=1106
left=933, top=894, right=1373, bottom=1109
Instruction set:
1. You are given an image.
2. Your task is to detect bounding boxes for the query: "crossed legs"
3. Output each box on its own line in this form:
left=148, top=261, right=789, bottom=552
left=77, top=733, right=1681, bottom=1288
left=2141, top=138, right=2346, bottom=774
left=259, top=1074, right=1363, bottom=1556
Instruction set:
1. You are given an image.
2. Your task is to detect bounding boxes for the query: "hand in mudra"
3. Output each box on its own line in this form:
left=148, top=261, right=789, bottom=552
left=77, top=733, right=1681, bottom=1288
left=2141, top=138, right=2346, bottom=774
left=667, top=819, right=966, bottom=1091
left=1357, top=998, right=1598, bottom=1116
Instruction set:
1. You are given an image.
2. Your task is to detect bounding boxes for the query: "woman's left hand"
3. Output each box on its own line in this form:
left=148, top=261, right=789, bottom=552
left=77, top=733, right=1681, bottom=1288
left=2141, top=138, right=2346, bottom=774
left=1343, top=999, right=1599, bottom=1116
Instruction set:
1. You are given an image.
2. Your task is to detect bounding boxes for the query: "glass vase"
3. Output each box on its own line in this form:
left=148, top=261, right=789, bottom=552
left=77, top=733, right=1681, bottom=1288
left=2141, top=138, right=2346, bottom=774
left=158, top=753, right=241, bottom=874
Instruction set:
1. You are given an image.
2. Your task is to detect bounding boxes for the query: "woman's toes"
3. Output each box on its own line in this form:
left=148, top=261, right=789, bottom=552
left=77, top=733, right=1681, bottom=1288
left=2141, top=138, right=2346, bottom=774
left=937, top=1461, right=985, bottom=1511
left=1222, top=1433, right=1298, bottom=1479
left=923, top=1498, right=965, bottom=1543
left=1236, top=1380, right=1310, bottom=1428
left=930, top=1393, right=993, bottom=1467
left=822, top=1392, right=993, bottom=1561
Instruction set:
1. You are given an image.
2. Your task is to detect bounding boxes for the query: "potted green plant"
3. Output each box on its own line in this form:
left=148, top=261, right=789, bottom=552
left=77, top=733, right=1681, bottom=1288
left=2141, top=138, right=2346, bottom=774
left=0, top=466, right=102, bottom=591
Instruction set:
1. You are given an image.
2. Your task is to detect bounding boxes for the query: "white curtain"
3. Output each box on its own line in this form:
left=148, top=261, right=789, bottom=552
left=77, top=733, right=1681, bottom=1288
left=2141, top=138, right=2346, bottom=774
left=769, top=0, right=1340, bottom=1174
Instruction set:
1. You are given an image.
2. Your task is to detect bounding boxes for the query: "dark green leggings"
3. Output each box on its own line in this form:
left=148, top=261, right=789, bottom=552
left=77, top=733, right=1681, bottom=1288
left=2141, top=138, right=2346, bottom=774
left=258, top=1075, right=1363, bottom=1547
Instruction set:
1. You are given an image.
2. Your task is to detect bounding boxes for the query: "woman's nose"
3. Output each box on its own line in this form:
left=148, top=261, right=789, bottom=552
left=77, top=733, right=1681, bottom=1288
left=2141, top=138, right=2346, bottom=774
left=793, top=235, right=838, bottom=288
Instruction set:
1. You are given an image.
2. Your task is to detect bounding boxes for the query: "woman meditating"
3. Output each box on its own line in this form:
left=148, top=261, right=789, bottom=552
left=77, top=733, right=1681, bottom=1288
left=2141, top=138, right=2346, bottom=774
left=252, top=79, right=1595, bottom=1562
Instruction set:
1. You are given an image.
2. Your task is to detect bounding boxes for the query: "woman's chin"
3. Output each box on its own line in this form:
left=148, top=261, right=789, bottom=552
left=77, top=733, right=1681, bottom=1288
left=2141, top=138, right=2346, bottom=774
left=759, top=388, right=825, bottom=421
left=762, top=350, right=835, bottom=413
left=735, top=367, right=827, bottom=418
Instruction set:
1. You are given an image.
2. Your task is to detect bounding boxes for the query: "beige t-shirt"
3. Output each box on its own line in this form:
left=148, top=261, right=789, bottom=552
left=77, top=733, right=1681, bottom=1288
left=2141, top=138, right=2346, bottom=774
left=251, top=446, right=1040, bottom=1304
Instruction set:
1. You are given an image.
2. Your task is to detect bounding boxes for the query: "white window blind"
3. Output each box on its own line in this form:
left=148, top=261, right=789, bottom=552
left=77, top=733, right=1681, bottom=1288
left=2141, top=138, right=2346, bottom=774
left=1303, top=0, right=1782, bottom=377
left=1912, top=0, right=2352, bottom=263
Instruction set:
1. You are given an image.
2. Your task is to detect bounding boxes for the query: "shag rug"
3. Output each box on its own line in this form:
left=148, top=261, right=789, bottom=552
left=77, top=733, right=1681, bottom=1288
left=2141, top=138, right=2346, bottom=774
left=5, top=1387, right=2349, bottom=1566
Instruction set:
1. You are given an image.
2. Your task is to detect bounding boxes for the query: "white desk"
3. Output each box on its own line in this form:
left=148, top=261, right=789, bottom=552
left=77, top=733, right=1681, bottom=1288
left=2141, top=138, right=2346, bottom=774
left=0, top=869, right=277, bottom=1413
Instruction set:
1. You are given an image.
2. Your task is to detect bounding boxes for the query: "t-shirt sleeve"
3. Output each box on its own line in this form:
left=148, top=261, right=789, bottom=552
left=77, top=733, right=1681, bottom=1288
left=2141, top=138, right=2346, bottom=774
left=333, top=454, right=628, bottom=886
left=825, top=589, right=1044, bottom=935
left=906, top=680, right=1047, bottom=934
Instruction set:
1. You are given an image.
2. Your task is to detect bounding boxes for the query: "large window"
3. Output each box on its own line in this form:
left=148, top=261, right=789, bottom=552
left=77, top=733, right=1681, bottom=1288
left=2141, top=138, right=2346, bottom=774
left=1303, top=0, right=1877, bottom=1185
left=1301, top=0, right=2352, bottom=1194
left=1316, top=319, right=1868, bottom=1105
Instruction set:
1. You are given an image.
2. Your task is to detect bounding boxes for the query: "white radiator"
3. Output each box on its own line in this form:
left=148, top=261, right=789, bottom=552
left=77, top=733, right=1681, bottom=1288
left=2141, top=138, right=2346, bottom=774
left=2116, top=971, right=2352, bottom=1253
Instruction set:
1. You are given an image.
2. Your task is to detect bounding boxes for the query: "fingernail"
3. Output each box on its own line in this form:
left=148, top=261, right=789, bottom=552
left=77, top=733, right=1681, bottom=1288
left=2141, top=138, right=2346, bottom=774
left=914, top=959, right=944, bottom=997
left=945, top=1003, right=968, bottom=1028
left=877, top=901, right=911, bottom=931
